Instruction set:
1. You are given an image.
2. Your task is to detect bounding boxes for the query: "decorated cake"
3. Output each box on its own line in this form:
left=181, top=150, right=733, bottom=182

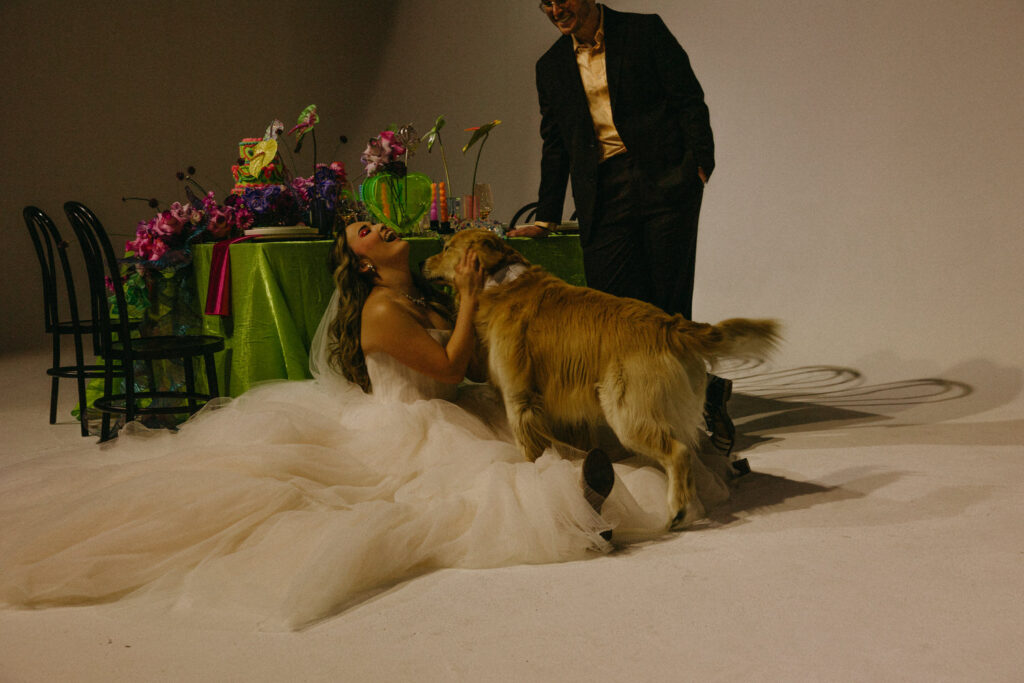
left=231, top=138, right=288, bottom=194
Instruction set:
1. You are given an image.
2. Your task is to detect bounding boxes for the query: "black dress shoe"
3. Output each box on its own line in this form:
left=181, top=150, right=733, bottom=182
left=704, top=375, right=736, bottom=457
left=582, top=448, right=615, bottom=541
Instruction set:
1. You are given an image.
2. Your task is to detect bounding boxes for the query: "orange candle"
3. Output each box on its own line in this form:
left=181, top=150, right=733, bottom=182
left=380, top=182, right=391, bottom=219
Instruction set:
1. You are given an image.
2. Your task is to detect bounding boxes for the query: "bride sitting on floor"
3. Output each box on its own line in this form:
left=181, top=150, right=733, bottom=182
left=0, top=221, right=722, bottom=630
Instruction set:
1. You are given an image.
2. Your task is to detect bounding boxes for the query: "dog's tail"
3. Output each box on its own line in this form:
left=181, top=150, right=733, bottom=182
left=672, top=317, right=781, bottom=364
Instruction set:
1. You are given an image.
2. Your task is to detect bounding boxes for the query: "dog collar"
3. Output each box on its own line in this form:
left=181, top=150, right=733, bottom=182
left=485, top=263, right=529, bottom=289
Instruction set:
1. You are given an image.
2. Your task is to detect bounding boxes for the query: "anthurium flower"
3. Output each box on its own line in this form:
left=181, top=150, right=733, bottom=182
left=289, top=104, right=320, bottom=156
left=462, top=119, right=502, bottom=196
left=422, top=115, right=446, bottom=152
left=421, top=115, right=454, bottom=197
left=288, top=104, right=320, bottom=141
left=461, top=120, right=502, bottom=154
left=264, top=119, right=285, bottom=140
left=247, top=139, right=278, bottom=178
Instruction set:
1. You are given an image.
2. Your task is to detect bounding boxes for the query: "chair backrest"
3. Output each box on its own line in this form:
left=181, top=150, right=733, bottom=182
left=23, top=206, right=61, bottom=333
left=63, top=201, right=135, bottom=363
left=23, top=206, right=90, bottom=340
left=508, top=202, right=577, bottom=229
left=509, top=202, right=538, bottom=229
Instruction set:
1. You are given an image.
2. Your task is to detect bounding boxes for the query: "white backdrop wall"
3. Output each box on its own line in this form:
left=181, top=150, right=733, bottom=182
left=3, top=1, right=1022, bottom=377
left=369, top=0, right=1023, bottom=374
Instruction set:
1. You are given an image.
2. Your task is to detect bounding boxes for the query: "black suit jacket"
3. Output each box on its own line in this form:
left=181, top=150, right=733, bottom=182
left=535, top=7, right=714, bottom=246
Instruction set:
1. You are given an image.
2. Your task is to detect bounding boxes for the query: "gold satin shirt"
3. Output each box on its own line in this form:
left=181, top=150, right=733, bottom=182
left=573, top=5, right=627, bottom=163
left=537, top=5, right=626, bottom=232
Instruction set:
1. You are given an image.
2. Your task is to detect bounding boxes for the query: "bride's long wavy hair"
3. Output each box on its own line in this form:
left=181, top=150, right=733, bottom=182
left=327, top=231, right=455, bottom=392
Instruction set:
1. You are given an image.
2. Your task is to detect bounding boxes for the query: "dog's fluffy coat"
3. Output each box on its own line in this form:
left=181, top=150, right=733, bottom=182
left=423, top=230, right=780, bottom=528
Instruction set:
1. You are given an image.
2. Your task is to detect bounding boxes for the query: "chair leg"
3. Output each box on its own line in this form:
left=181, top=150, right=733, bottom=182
left=101, top=356, right=117, bottom=442
left=49, top=376, right=60, bottom=424
left=124, top=359, right=137, bottom=427
left=73, top=329, right=89, bottom=437
left=184, top=357, right=198, bottom=414
left=49, top=333, right=60, bottom=424
left=100, top=411, right=112, bottom=442
left=204, top=352, right=219, bottom=398
left=76, top=379, right=90, bottom=437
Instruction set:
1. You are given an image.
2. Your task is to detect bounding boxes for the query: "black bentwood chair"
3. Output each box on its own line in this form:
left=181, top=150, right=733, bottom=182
left=63, top=201, right=225, bottom=442
left=508, top=202, right=577, bottom=230
left=23, top=205, right=111, bottom=436
left=509, top=202, right=539, bottom=229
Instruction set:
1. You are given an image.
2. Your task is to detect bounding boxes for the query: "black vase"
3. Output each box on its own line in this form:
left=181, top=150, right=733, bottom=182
left=309, top=198, right=334, bottom=236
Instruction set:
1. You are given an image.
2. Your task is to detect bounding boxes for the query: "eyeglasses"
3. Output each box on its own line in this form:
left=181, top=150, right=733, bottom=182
left=538, top=0, right=571, bottom=10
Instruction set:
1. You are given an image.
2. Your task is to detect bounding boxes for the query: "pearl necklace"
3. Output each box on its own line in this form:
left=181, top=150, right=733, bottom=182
left=401, top=292, right=428, bottom=308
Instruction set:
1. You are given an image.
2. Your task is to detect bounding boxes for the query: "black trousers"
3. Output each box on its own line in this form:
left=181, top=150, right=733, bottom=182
left=582, top=152, right=704, bottom=319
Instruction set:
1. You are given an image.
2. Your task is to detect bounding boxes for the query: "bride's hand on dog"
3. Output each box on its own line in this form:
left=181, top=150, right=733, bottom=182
left=454, top=250, right=485, bottom=305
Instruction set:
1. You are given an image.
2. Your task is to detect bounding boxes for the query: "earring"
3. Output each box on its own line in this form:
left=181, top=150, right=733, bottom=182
left=359, top=260, right=377, bottom=275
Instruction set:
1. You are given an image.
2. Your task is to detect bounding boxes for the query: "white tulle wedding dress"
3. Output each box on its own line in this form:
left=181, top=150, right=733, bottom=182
left=0, top=298, right=687, bottom=630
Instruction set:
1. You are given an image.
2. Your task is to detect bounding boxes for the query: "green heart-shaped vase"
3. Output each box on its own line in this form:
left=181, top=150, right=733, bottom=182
left=359, top=172, right=432, bottom=234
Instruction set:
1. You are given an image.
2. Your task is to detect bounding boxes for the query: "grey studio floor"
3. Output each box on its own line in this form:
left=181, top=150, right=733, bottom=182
left=0, top=341, right=1022, bottom=683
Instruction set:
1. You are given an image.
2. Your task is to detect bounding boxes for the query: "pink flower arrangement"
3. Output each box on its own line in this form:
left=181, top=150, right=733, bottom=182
left=360, top=126, right=417, bottom=177
left=126, top=192, right=252, bottom=272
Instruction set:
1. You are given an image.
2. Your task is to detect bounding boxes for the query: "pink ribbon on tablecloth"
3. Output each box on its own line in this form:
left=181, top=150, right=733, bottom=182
left=204, top=235, right=253, bottom=316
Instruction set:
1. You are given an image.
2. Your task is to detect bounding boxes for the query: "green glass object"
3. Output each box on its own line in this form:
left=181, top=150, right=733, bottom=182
left=360, top=172, right=432, bottom=234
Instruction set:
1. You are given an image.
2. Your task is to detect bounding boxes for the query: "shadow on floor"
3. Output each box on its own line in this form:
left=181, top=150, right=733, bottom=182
left=720, top=359, right=1024, bottom=452
left=679, top=359, right=1024, bottom=527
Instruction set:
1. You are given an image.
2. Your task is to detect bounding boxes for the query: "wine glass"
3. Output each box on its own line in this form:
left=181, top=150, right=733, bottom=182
left=474, top=183, right=494, bottom=220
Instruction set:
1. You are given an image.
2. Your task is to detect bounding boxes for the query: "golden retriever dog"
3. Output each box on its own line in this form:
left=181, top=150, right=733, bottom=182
left=422, top=229, right=780, bottom=528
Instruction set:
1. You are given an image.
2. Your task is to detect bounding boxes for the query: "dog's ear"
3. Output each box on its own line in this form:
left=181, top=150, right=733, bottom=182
left=491, top=236, right=528, bottom=265
left=505, top=246, right=528, bottom=265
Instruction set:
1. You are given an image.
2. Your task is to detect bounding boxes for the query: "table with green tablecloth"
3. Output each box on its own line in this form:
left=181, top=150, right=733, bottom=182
left=192, top=235, right=585, bottom=396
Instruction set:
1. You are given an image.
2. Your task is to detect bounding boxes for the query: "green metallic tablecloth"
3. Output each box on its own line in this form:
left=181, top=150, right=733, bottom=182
left=192, top=235, right=585, bottom=396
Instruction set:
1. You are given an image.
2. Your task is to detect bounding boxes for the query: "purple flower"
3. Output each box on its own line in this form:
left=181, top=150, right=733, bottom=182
left=242, top=186, right=277, bottom=214
left=314, top=164, right=336, bottom=184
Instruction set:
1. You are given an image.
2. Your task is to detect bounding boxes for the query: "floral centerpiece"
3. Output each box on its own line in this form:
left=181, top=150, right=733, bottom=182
left=231, top=161, right=347, bottom=229
left=122, top=106, right=356, bottom=284
left=358, top=125, right=432, bottom=235
left=229, top=107, right=355, bottom=232
left=126, top=189, right=247, bottom=271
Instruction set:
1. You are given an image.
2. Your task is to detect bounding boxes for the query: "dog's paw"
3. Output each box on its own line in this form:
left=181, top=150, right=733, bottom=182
left=669, top=499, right=707, bottom=530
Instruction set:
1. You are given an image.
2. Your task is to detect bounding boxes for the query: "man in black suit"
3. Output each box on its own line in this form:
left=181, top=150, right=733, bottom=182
left=509, top=0, right=740, bottom=464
